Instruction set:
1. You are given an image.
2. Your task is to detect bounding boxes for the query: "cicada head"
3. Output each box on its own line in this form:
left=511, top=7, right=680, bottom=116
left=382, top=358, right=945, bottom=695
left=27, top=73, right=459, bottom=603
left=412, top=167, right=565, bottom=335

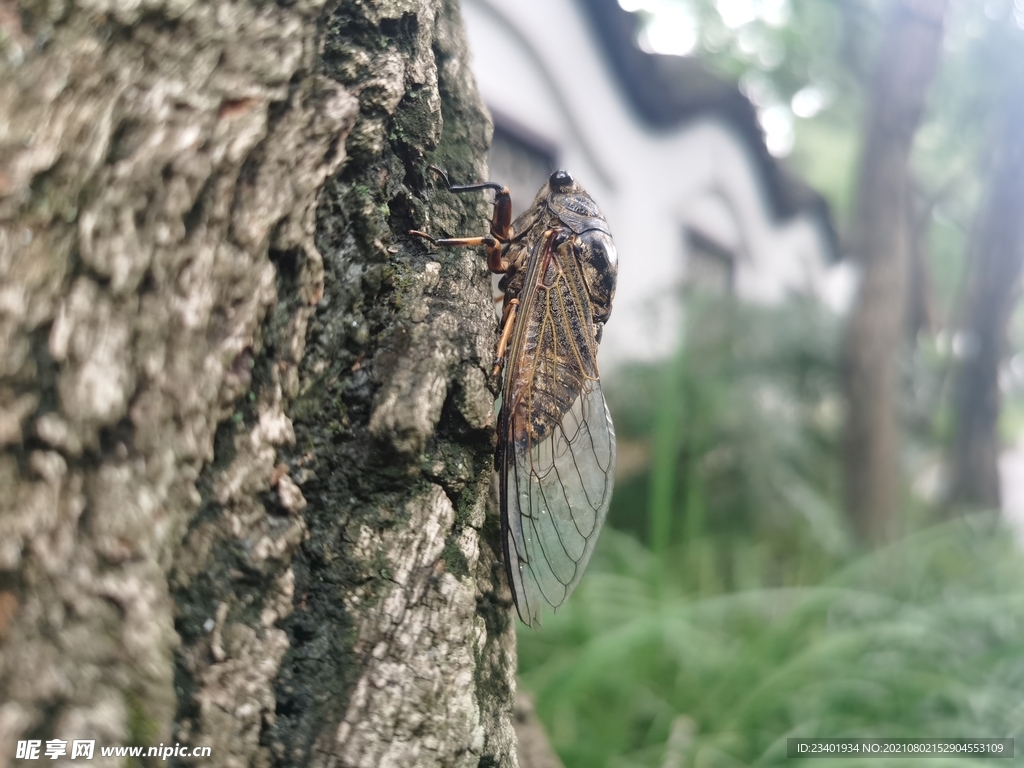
left=523, top=169, right=584, bottom=207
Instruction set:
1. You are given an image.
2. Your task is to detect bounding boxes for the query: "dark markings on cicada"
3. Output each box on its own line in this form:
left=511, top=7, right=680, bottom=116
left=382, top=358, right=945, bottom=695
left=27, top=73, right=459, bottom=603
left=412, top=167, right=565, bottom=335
left=499, top=230, right=616, bottom=626
left=409, top=167, right=618, bottom=627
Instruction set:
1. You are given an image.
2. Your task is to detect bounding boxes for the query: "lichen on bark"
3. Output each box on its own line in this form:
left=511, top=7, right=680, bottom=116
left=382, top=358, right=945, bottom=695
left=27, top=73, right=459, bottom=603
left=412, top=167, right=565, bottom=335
left=259, top=1, right=518, bottom=765
left=0, top=0, right=516, bottom=765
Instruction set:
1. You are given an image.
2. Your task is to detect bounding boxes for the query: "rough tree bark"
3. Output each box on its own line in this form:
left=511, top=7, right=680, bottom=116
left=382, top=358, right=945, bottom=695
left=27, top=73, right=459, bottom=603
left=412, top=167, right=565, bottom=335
left=948, top=80, right=1024, bottom=511
left=841, top=0, right=946, bottom=544
left=0, top=0, right=518, bottom=766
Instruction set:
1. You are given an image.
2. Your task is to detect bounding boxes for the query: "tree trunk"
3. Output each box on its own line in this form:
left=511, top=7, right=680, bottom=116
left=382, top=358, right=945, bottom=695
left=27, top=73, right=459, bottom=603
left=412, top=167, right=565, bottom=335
left=0, top=0, right=517, bottom=765
left=948, top=81, right=1024, bottom=511
left=841, top=0, right=946, bottom=544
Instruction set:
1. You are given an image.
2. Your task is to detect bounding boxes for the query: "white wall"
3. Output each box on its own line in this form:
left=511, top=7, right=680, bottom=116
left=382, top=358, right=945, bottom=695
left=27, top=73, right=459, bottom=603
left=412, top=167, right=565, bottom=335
left=461, top=0, right=849, bottom=366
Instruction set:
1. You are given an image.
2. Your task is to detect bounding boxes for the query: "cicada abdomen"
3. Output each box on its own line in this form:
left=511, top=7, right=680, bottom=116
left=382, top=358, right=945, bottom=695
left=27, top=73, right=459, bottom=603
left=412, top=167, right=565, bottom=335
left=411, top=168, right=617, bottom=626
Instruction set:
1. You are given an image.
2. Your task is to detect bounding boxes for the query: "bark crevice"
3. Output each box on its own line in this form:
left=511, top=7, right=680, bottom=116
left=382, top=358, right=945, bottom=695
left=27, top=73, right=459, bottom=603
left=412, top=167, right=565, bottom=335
left=1, top=0, right=514, bottom=765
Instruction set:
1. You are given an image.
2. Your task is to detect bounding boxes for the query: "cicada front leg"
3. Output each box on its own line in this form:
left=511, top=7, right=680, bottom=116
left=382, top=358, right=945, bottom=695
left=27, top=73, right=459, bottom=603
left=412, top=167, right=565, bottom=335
left=409, top=165, right=513, bottom=274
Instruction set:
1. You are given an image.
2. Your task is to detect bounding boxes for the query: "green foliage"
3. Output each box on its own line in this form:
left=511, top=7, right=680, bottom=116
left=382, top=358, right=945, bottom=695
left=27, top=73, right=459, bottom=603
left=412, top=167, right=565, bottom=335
left=516, top=7, right=1024, bottom=764
left=519, top=518, right=1024, bottom=768
left=605, top=297, right=849, bottom=590
left=789, top=116, right=859, bottom=227
left=519, top=299, right=1024, bottom=767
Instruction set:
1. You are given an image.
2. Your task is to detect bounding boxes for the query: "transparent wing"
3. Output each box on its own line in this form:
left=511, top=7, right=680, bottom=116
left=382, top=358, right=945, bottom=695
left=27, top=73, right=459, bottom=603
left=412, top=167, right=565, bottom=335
left=501, top=377, right=616, bottom=626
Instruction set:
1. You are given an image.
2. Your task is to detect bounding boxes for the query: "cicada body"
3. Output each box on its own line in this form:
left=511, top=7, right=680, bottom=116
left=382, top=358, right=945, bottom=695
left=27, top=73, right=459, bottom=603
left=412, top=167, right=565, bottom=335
left=411, top=168, right=617, bottom=626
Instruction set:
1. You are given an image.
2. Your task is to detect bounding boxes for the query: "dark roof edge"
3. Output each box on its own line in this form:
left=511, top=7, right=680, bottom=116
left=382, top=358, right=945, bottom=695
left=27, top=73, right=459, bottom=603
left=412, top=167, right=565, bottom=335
left=575, top=0, right=841, bottom=259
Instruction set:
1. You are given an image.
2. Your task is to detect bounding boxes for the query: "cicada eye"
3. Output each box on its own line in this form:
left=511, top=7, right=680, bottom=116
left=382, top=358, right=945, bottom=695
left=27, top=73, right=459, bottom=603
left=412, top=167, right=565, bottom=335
left=549, top=170, right=574, bottom=191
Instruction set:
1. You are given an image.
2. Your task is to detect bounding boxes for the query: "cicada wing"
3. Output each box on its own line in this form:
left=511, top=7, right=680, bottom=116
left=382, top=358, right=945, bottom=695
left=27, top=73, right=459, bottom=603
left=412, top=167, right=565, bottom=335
left=501, top=376, right=617, bottom=626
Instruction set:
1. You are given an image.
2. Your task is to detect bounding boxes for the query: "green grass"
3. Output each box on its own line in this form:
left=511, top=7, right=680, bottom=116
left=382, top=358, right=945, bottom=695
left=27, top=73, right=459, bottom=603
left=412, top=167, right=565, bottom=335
left=519, top=519, right=1024, bottom=767
left=605, top=299, right=849, bottom=588
left=519, top=299, right=1024, bottom=767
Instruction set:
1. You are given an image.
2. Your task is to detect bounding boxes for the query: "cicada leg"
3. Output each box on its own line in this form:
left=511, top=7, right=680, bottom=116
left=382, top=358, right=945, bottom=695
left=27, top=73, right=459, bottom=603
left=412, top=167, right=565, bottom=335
left=408, top=231, right=508, bottom=274
left=409, top=166, right=513, bottom=274
left=492, top=298, right=520, bottom=376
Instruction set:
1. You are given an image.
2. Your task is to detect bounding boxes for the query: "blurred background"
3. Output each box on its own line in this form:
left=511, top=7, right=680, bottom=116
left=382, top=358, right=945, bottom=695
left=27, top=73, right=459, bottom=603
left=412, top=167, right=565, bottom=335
left=461, top=0, right=1024, bottom=765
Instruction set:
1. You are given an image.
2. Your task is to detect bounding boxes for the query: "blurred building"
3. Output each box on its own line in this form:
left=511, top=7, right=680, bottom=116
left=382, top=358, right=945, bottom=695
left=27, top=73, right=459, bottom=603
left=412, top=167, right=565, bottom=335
left=461, top=0, right=851, bottom=364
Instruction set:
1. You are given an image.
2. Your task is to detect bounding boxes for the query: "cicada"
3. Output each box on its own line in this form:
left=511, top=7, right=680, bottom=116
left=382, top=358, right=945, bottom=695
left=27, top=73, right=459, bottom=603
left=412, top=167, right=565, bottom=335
left=411, top=166, right=617, bottom=626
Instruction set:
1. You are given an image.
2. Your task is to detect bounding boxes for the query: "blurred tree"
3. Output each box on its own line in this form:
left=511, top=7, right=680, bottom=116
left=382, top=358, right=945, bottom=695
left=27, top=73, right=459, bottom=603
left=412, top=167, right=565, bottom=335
left=0, top=0, right=517, bottom=765
left=614, top=0, right=1024, bottom=539
left=841, top=0, right=946, bottom=543
left=948, top=74, right=1024, bottom=510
